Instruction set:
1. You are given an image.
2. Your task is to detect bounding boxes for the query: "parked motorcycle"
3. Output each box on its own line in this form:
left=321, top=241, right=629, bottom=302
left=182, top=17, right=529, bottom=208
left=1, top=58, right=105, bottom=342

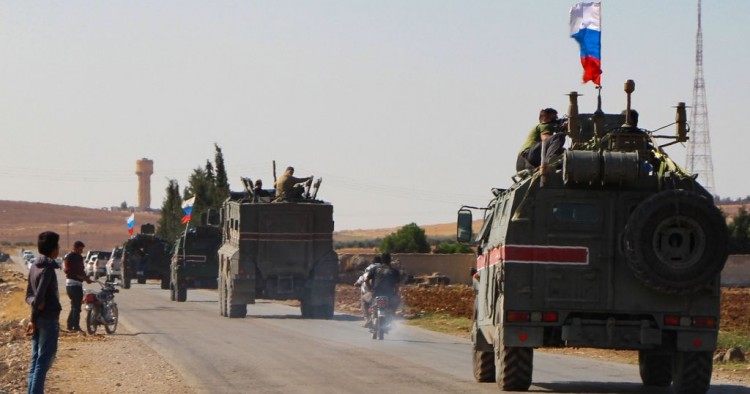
left=84, top=281, right=120, bottom=335
left=370, top=296, right=392, bottom=340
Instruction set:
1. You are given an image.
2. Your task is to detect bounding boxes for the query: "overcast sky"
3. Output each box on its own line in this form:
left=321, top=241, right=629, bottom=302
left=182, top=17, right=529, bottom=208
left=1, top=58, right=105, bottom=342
left=1, top=1, right=747, bottom=230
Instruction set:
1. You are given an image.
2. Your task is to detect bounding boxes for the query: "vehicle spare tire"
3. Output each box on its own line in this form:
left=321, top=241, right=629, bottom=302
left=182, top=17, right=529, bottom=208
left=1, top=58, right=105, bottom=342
left=623, top=189, right=728, bottom=294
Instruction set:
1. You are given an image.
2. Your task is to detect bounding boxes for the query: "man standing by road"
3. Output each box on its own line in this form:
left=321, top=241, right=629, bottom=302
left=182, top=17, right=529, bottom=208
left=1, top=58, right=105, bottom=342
left=274, top=166, right=313, bottom=201
left=25, top=231, right=62, bottom=394
left=63, top=240, right=92, bottom=332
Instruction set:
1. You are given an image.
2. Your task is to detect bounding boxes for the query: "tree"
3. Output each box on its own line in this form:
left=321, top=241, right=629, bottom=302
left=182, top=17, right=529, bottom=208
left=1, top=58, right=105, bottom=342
left=120, top=201, right=128, bottom=210
left=183, top=166, right=215, bottom=226
left=379, top=223, right=430, bottom=253
left=433, top=241, right=473, bottom=254
left=728, top=206, right=750, bottom=254
left=157, top=179, right=184, bottom=242
left=214, top=143, right=230, bottom=203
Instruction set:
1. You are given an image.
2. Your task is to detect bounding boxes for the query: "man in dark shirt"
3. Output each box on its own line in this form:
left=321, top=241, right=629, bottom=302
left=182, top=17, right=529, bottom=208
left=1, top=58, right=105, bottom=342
left=367, top=253, right=401, bottom=309
left=25, top=231, right=62, bottom=394
left=63, top=240, right=92, bottom=332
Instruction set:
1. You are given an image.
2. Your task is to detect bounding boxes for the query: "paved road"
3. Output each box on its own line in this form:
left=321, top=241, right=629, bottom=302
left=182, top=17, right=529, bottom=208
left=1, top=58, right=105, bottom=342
left=15, top=255, right=749, bottom=393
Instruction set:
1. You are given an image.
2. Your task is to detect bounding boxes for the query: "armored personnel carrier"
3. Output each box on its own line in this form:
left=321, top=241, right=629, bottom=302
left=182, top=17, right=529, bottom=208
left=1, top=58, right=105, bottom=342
left=121, top=223, right=172, bottom=289
left=218, top=175, right=338, bottom=319
left=457, top=81, right=727, bottom=394
left=169, top=214, right=222, bottom=302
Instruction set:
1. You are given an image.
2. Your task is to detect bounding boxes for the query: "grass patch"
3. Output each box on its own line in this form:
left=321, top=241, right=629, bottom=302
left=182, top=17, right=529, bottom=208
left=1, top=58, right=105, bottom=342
left=718, top=329, right=750, bottom=351
left=404, top=312, right=472, bottom=337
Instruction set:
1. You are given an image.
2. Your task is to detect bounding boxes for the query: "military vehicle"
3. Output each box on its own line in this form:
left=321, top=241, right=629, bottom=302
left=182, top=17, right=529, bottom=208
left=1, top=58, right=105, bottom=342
left=169, top=213, right=222, bottom=302
left=121, top=223, right=172, bottom=289
left=218, top=174, right=337, bottom=319
left=457, top=80, right=727, bottom=394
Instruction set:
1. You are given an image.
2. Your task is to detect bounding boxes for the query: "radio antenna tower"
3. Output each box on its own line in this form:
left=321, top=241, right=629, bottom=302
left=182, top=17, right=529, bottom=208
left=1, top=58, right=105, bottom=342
left=686, top=0, right=716, bottom=195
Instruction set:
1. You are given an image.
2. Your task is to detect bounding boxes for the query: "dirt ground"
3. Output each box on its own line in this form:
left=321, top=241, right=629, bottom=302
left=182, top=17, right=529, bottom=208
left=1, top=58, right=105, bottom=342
left=2, top=260, right=749, bottom=393
left=0, top=260, right=192, bottom=394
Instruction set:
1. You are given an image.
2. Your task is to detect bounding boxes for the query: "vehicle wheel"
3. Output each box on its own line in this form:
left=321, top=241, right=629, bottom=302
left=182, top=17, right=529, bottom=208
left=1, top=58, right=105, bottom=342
left=169, top=283, right=176, bottom=301
left=160, top=275, right=170, bottom=290
left=176, top=285, right=187, bottom=302
left=672, top=351, right=712, bottom=394
left=472, top=323, right=496, bottom=383
left=137, top=276, right=146, bottom=284
left=624, top=190, right=728, bottom=294
left=227, top=282, right=246, bottom=318
left=495, top=333, right=533, bottom=391
left=104, top=305, right=118, bottom=334
left=371, top=318, right=378, bottom=340
left=639, top=350, right=672, bottom=387
left=86, top=310, right=97, bottom=335
left=218, top=274, right=226, bottom=316
left=123, top=275, right=131, bottom=289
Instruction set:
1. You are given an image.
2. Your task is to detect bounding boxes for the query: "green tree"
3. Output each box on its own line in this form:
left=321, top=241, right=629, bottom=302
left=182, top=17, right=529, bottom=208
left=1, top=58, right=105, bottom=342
left=213, top=143, right=230, bottom=203
left=157, top=179, right=184, bottom=242
left=379, top=223, right=430, bottom=253
left=120, top=201, right=128, bottom=210
left=183, top=166, right=215, bottom=226
left=728, top=206, right=750, bottom=254
left=433, top=241, right=473, bottom=254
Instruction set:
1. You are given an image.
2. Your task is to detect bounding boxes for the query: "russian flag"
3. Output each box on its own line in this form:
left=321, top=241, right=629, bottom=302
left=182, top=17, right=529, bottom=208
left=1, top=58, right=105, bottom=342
left=570, top=2, right=602, bottom=86
left=126, top=213, right=135, bottom=235
left=181, top=197, right=196, bottom=225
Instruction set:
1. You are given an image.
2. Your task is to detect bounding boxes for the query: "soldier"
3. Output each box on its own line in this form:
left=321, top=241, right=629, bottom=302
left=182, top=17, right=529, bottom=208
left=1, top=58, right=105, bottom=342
left=253, top=179, right=272, bottom=202
left=274, top=166, right=313, bottom=201
left=516, top=108, right=566, bottom=171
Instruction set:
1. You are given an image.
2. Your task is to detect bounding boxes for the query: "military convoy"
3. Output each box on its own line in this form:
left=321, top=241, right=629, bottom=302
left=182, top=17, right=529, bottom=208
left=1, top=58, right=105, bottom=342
left=169, top=220, right=222, bottom=302
left=217, top=176, right=338, bottom=319
left=457, top=81, right=727, bottom=394
left=121, top=223, right=173, bottom=290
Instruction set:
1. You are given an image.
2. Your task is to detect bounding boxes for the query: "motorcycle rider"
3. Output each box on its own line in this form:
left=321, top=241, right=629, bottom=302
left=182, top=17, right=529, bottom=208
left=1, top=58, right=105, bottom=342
left=353, top=255, right=382, bottom=327
left=366, top=253, right=401, bottom=311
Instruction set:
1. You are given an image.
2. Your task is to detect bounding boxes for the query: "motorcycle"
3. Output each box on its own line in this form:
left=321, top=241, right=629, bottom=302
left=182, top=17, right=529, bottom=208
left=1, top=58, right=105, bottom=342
left=370, top=296, right=392, bottom=340
left=83, top=281, right=120, bottom=335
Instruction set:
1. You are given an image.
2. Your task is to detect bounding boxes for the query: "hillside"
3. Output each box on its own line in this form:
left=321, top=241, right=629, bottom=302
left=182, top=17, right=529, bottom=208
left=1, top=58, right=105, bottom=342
left=0, top=200, right=160, bottom=251
left=1, top=200, right=745, bottom=252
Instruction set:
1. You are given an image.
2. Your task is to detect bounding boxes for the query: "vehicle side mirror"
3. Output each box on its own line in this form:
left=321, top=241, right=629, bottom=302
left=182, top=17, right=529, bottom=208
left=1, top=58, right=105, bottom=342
left=457, top=209, right=473, bottom=244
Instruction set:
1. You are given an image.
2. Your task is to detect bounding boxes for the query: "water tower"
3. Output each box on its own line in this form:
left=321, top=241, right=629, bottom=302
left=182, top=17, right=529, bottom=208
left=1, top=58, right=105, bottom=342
left=135, top=158, right=154, bottom=210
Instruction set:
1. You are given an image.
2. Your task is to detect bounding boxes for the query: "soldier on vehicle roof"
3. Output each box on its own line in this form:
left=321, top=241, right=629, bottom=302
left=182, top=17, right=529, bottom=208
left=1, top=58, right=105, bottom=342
left=253, top=179, right=272, bottom=202
left=516, top=108, right=566, bottom=172
left=274, top=166, right=313, bottom=201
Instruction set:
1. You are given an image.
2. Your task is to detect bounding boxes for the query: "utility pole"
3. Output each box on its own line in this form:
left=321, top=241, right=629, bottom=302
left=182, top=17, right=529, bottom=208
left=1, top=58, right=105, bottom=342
left=686, top=0, right=716, bottom=196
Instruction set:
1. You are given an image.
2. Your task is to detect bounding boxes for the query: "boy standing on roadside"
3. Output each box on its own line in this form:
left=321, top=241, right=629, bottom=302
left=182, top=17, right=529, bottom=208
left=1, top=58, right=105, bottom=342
left=25, top=231, right=62, bottom=394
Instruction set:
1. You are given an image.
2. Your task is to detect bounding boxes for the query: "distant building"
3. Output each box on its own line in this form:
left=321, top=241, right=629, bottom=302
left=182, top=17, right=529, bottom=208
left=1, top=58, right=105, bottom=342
left=136, top=158, right=154, bottom=211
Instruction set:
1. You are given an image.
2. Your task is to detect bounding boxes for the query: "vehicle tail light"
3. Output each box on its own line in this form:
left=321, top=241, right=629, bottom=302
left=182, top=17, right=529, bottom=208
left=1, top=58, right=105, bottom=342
left=83, top=293, right=96, bottom=303
left=542, top=312, right=558, bottom=322
left=664, top=315, right=680, bottom=326
left=691, top=317, right=716, bottom=329
left=376, top=298, right=388, bottom=308
left=506, top=311, right=530, bottom=322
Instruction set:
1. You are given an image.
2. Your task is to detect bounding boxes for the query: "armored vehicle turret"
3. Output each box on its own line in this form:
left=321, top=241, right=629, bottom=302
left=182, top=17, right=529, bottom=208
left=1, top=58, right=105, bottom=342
left=121, top=223, right=172, bottom=289
left=218, top=174, right=337, bottom=319
left=458, top=81, right=727, bottom=394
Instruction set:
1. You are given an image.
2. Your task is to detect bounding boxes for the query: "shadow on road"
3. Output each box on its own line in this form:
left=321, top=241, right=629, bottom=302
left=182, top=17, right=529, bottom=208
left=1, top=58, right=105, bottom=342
left=533, top=382, right=666, bottom=393
left=534, top=381, right=750, bottom=393
left=243, top=313, right=362, bottom=322
left=117, top=331, right=165, bottom=336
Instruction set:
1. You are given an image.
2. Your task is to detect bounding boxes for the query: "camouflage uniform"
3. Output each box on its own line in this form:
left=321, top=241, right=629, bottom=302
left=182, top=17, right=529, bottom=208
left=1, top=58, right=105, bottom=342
left=274, top=173, right=312, bottom=200
left=516, top=123, right=565, bottom=171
